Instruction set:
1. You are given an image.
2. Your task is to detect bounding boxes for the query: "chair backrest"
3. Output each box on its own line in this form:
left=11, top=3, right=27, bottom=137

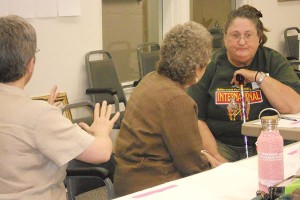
left=85, top=50, right=127, bottom=107
left=284, top=27, right=300, bottom=60
left=137, top=42, right=160, bottom=78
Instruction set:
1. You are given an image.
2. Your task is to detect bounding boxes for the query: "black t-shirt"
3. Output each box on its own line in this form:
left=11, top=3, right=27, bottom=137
left=187, top=46, right=300, bottom=146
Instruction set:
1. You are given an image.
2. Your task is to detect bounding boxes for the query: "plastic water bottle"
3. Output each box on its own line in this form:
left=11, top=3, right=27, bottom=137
left=257, top=113, right=284, bottom=193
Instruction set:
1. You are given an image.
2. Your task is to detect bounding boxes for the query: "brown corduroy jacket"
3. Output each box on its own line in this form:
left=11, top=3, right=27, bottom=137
left=114, top=72, right=210, bottom=197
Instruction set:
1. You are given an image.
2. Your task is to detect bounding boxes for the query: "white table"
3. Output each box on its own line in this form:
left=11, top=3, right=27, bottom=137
left=242, top=112, right=300, bottom=141
left=114, top=142, right=300, bottom=200
left=241, top=119, right=300, bottom=141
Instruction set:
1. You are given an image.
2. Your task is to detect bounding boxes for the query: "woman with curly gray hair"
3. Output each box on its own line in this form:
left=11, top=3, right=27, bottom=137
left=157, top=21, right=212, bottom=86
left=114, top=21, right=226, bottom=197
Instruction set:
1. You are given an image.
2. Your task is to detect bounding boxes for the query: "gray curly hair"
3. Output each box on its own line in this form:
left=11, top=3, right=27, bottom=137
left=157, top=21, right=212, bottom=85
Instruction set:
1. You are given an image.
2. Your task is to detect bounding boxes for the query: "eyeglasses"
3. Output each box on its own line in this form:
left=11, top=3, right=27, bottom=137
left=226, top=32, right=257, bottom=42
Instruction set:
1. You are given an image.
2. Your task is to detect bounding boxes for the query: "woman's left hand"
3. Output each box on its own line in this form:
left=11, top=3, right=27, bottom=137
left=201, top=150, right=227, bottom=168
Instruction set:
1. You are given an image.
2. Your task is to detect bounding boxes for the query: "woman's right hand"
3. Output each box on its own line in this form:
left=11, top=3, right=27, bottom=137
left=79, top=101, right=120, bottom=136
left=230, top=69, right=258, bottom=86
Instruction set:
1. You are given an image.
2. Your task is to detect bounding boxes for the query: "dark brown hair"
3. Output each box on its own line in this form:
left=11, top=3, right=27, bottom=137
left=224, top=5, right=269, bottom=45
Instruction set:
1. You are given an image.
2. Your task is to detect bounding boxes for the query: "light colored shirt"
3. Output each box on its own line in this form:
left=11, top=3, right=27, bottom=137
left=0, top=83, right=94, bottom=200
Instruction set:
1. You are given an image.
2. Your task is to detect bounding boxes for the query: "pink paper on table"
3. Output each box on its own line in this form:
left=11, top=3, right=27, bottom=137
left=132, top=184, right=178, bottom=198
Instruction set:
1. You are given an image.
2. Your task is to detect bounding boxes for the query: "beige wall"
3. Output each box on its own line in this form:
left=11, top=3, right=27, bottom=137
left=162, top=0, right=190, bottom=36
left=248, top=0, right=300, bottom=56
left=26, top=0, right=102, bottom=104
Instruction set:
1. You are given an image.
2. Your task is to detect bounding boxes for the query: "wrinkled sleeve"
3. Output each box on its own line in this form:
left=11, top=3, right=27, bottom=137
left=161, top=95, right=210, bottom=177
left=33, top=105, right=95, bottom=166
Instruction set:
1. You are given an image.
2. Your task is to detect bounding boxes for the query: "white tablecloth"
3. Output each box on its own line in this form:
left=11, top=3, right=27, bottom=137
left=115, top=142, right=300, bottom=200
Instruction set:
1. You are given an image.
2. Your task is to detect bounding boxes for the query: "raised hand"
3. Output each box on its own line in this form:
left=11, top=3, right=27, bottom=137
left=79, top=101, right=120, bottom=136
left=47, top=85, right=60, bottom=107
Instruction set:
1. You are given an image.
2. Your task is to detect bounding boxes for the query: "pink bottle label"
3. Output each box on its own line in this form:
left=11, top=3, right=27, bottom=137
left=257, top=130, right=284, bottom=193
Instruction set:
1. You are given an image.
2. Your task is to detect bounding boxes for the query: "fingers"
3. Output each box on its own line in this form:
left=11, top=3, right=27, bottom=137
left=94, top=103, right=100, bottom=119
left=48, top=85, right=60, bottom=105
left=201, top=150, right=212, bottom=158
left=53, top=102, right=61, bottom=107
left=98, top=101, right=113, bottom=119
left=231, top=70, right=248, bottom=86
left=230, top=77, right=235, bottom=85
left=50, top=85, right=57, bottom=95
left=95, top=100, right=119, bottom=123
left=78, top=122, right=89, bottom=131
left=201, top=150, right=221, bottom=168
left=51, top=85, right=59, bottom=99
left=111, top=112, right=120, bottom=124
left=99, top=101, right=108, bottom=117
left=233, top=69, right=257, bottom=84
left=105, top=104, right=113, bottom=119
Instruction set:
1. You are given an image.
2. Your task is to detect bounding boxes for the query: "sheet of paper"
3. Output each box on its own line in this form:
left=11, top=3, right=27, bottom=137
left=58, top=0, right=81, bottom=16
left=281, top=113, right=300, bottom=120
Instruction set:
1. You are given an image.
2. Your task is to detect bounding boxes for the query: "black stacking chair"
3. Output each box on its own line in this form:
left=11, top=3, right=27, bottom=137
left=65, top=157, right=115, bottom=200
left=85, top=50, right=127, bottom=129
left=284, top=27, right=300, bottom=60
left=284, top=27, right=300, bottom=78
left=137, top=42, right=160, bottom=79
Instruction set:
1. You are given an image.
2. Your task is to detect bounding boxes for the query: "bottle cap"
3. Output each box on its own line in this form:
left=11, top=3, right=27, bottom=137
left=261, top=115, right=279, bottom=125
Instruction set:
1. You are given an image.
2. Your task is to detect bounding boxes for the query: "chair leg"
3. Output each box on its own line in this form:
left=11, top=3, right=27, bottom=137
left=66, top=178, right=76, bottom=200
left=104, top=178, right=115, bottom=200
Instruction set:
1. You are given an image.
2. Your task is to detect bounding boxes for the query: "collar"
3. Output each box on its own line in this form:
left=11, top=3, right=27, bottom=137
left=0, top=83, right=28, bottom=98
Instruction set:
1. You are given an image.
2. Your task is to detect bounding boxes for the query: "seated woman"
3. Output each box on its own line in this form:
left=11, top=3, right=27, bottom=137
left=0, top=15, right=119, bottom=200
left=187, top=5, right=300, bottom=162
left=113, top=21, right=227, bottom=197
